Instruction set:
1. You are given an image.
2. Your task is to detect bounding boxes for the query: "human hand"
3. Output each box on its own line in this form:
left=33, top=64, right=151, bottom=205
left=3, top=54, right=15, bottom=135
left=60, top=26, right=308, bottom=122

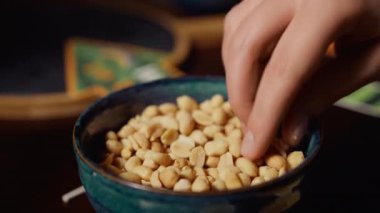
left=222, top=0, right=380, bottom=160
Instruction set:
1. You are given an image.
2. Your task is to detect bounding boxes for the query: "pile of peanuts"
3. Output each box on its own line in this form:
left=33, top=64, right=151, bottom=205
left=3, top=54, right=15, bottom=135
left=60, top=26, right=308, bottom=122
left=102, top=95, right=305, bottom=192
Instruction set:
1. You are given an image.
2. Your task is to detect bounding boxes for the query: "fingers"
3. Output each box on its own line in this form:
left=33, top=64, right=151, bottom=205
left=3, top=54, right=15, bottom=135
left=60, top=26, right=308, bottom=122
left=282, top=39, right=380, bottom=145
left=241, top=2, right=345, bottom=160
left=223, top=0, right=294, bottom=124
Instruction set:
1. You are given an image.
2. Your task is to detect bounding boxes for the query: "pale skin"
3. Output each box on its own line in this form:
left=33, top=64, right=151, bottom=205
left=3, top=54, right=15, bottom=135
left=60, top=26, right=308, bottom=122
left=222, top=0, right=380, bottom=160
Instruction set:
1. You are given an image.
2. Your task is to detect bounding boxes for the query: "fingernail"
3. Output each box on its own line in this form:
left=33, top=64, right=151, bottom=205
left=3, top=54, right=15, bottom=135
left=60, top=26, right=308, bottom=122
left=241, top=130, right=255, bottom=157
left=290, top=115, right=308, bottom=146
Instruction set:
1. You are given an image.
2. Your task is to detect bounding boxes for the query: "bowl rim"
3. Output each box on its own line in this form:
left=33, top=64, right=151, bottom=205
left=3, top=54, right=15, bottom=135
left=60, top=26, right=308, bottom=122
left=73, top=76, right=322, bottom=198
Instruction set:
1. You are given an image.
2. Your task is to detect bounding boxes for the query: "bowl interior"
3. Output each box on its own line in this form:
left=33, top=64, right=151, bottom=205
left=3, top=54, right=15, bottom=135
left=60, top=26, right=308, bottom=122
left=74, top=76, right=321, bottom=194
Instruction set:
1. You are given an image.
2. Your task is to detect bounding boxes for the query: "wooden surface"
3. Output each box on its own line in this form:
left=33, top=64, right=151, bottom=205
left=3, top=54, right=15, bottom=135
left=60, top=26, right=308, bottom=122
left=1, top=46, right=380, bottom=212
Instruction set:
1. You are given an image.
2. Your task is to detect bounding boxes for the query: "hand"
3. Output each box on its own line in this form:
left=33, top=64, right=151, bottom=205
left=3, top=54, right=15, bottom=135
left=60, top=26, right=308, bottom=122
left=222, top=0, right=380, bottom=160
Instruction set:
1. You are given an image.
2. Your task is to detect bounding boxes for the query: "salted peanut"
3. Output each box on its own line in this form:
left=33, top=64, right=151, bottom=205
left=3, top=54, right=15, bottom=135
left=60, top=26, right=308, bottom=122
left=149, top=127, right=165, bottom=141
left=192, top=176, right=210, bottom=192
left=192, top=110, right=213, bottom=126
left=218, top=153, right=234, bottom=169
left=158, top=103, right=177, bottom=114
left=151, top=141, right=164, bottom=153
left=222, top=102, right=233, bottom=116
left=127, top=135, right=140, bottom=151
left=287, top=151, right=305, bottom=169
left=204, top=140, right=228, bottom=156
left=103, top=153, right=115, bottom=165
left=114, top=157, right=127, bottom=169
left=180, top=166, right=196, bottom=181
left=145, top=150, right=172, bottom=166
left=210, top=94, right=224, bottom=107
left=227, top=137, right=241, bottom=158
left=135, top=149, right=147, bottom=160
left=139, top=122, right=158, bottom=139
left=161, top=129, right=179, bottom=145
left=117, top=125, right=136, bottom=138
left=105, top=164, right=122, bottom=175
left=225, top=170, right=242, bottom=190
left=106, top=139, right=123, bottom=155
left=206, top=156, right=219, bottom=168
left=259, top=166, right=278, bottom=182
left=206, top=168, right=219, bottom=180
left=124, top=156, right=142, bottom=172
left=176, top=110, right=195, bottom=135
left=140, top=180, right=150, bottom=186
left=132, top=165, right=153, bottom=181
left=121, top=138, right=133, bottom=151
left=212, top=179, right=226, bottom=191
left=228, top=117, right=241, bottom=129
left=194, top=167, right=206, bottom=177
left=173, top=158, right=188, bottom=169
left=159, top=167, right=179, bottom=189
left=203, top=125, right=222, bottom=138
left=121, top=148, right=132, bottom=159
left=157, top=165, right=166, bottom=172
left=143, top=158, right=158, bottom=170
left=207, top=176, right=215, bottom=183
left=224, top=123, right=235, bottom=136
left=177, top=135, right=196, bottom=147
left=251, top=176, right=265, bottom=186
left=200, top=100, right=214, bottom=114
left=228, top=129, right=243, bottom=140
left=160, top=116, right=179, bottom=130
left=119, top=171, right=141, bottom=183
left=213, top=132, right=226, bottom=141
left=170, top=142, right=193, bottom=158
left=189, top=130, right=208, bottom=145
left=235, top=157, right=258, bottom=177
left=173, top=179, right=192, bottom=192
left=238, top=173, right=251, bottom=187
left=177, top=95, right=198, bottom=111
left=150, top=170, right=162, bottom=188
left=189, top=146, right=206, bottom=167
left=212, top=108, right=228, bottom=125
left=133, top=132, right=150, bottom=150
left=106, top=131, right=118, bottom=140
left=279, top=167, right=286, bottom=177
left=218, top=166, right=240, bottom=181
left=265, top=154, right=286, bottom=170
left=142, top=105, right=159, bottom=118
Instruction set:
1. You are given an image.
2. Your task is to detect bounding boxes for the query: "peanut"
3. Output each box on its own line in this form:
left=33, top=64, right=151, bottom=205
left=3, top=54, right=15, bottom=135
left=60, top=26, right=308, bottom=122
left=150, top=170, right=162, bottom=188
left=206, top=156, right=220, bottom=168
left=236, top=157, right=258, bottom=177
left=211, top=179, right=226, bottom=191
left=225, top=170, right=242, bottom=190
left=251, top=176, right=265, bottom=186
left=189, top=130, right=208, bottom=145
left=173, top=179, right=191, bottom=192
left=204, top=140, right=228, bottom=156
left=265, top=154, right=286, bottom=170
left=177, top=95, right=198, bottom=111
left=203, top=125, right=222, bottom=138
left=142, top=105, right=159, bottom=118
left=176, top=110, right=195, bottom=135
left=159, top=167, right=179, bottom=189
left=211, top=108, right=228, bottom=125
left=191, top=176, right=210, bottom=192
left=189, top=146, right=206, bottom=168
left=192, top=110, right=213, bottom=126
left=132, top=165, right=153, bottom=181
left=210, top=94, right=224, bottom=107
left=119, top=171, right=141, bottom=184
left=259, top=166, right=278, bottom=182
left=158, top=103, right=177, bottom=114
left=287, top=151, right=305, bottom=169
left=106, top=139, right=123, bottom=155
left=160, top=129, right=179, bottom=145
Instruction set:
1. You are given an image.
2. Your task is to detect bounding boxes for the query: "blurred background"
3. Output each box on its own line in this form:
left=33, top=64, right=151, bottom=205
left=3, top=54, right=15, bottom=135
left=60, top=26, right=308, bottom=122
left=1, top=0, right=379, bottom=212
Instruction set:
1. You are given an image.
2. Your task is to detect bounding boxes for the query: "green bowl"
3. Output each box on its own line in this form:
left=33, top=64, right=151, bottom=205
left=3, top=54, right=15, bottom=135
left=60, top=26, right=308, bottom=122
left=73, top=76, right=321, bottom=212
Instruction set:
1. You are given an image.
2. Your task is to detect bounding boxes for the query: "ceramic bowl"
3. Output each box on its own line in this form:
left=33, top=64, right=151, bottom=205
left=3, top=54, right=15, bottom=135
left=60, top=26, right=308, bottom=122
left=73, top=76, right=321, bottom=212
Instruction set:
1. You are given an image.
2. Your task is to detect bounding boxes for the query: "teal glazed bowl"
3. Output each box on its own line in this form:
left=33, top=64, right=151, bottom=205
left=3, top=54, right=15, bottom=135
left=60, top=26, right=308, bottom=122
left=73, top=76, right=321, bottom=213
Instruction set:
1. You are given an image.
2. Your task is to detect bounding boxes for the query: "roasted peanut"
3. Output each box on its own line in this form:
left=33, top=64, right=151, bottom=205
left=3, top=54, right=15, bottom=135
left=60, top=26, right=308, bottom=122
left=238, top=173, right=251, bottom=187
left=176, top=110, right=195, bottom=135
left=125, top=156, right=142, bottom=172
left=119, top=171, right=141, bottom=184
left=225, top=170, right=242, bottom=190
left=203, top=125, right=222, bottom=138
left=177, top=95, right=198, bottom=111
left=287, top=151, right=305, bottom=169
left=150, top=170, right=162, bottom=188
left=259, top=166, right=278, bottom=182
left=189, top=146, right=206, bottom=167
left=106, top=139, right=123, bottom=155
left=251, top=176, right=265, bottom=186
left=211, top=179, right=226, bottom=191
left=173, top=179, right=191, bottom=192
left=192, top=176, right=210, bottom=192
left=204, top=140, right=228, bottom=156
left=117, top=125, right=136, bottom=138
left=189, top=130, right=208, bottom=145
left=192, top=110, right=213, bottom=126
left=142, top=105, right=159, bottom=118
left=158, top=103, right=177, bottom=114
left=211, top=108, right=228, bottom=125
left=132, top=165, right=153, bottom=181
left=206, top=156, right=220, bottom=168
left=236, top=157, right=258, bottom=177
left=265, top=154, right=286, bottom=170
left=210, top=94, right=224, bottom=107
left=106, top=131, right=118, bottom=140
left=161, top=129, right=179, bottom=145
left=159, top=167, right=179, bottom=189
